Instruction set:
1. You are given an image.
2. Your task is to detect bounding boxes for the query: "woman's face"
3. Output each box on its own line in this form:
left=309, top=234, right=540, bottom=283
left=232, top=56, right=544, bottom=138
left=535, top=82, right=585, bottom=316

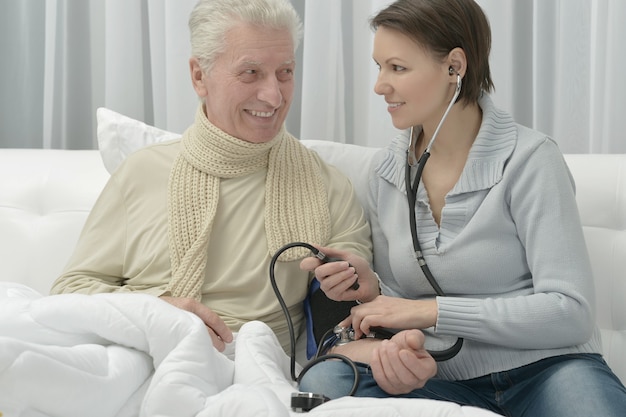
left=372, top=26, right=451, bottom=131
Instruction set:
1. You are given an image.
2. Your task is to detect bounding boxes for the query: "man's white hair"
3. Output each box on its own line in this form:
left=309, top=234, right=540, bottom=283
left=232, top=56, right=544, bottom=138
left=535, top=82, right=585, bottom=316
left=189, top=0, right=303, bottom=74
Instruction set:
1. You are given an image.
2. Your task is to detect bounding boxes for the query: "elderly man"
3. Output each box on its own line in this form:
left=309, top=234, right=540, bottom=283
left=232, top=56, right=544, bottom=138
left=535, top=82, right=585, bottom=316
left=51, top=0, right=373, bottom=356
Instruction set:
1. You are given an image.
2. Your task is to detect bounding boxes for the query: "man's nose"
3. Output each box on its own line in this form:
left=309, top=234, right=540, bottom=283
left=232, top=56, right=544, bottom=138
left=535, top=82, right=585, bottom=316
left=257, top=76, right=282, bottom=107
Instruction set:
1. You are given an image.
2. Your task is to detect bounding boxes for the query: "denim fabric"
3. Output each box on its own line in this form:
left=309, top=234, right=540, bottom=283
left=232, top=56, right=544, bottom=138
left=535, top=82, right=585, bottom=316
left=298, top=354, right=626, bottom=417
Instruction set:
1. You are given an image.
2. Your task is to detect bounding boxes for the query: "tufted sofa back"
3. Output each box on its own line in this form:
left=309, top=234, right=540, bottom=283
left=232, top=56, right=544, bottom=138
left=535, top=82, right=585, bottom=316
left=563, top=154, right=626, bottom=382
left=0, top=143, right=624, bottom=384
left=0, top=149, right=109, bottom=294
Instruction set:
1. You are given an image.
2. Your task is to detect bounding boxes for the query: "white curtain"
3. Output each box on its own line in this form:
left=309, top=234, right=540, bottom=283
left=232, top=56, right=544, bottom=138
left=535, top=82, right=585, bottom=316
left=299, top=0, right=399, bottom=147
left=1, top=0, right=624, bottom=154
left=0, top=0, right=197, bottom=149
left=299, top=0, right=626, bottom=153
left=474, top=0, right=626, bottom=153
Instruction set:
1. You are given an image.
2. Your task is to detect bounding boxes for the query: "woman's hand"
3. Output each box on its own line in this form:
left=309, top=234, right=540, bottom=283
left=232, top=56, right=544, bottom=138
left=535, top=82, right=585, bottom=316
left=370, top=329, right=436, bottom=395
left=160, top=295, right=233, bottom=352
left=340, top=295, right=438, bottom=339
left=299, top=245, right=380, bottom=303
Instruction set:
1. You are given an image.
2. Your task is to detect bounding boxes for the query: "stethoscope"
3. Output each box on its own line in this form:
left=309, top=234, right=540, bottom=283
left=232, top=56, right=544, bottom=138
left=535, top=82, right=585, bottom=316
left=404, top=70, right=464, bottom=361
left=268, top=71, right=466, bottom=406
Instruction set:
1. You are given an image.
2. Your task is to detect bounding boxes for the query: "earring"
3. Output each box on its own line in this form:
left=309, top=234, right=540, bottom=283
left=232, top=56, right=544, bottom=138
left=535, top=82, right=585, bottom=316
left=449, top=66, right=455, bottom=76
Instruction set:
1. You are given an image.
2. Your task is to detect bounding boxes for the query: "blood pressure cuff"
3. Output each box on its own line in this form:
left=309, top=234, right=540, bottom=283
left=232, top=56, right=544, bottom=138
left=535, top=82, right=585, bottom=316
left=303, top=279, right=357, bottom=359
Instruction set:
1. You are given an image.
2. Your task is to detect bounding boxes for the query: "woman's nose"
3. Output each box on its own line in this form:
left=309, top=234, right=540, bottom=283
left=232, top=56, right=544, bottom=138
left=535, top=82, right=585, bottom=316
left=373, top=72, right=391, bottom=96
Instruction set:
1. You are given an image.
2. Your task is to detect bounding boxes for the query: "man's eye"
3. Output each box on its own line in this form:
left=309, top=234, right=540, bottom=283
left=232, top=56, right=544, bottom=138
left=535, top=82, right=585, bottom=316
left=278, top=68, right=294, bottom=81
left=239, top=70, right=258, bottom=82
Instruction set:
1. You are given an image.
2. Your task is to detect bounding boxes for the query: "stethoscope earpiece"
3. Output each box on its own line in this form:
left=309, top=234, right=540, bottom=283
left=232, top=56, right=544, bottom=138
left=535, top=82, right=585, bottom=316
left=448, top=67, right=462, bottom=94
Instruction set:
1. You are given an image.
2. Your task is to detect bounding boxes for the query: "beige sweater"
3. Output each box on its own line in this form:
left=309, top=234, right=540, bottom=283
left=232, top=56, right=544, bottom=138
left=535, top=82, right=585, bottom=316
left=51, top=139, right=372, bottom=351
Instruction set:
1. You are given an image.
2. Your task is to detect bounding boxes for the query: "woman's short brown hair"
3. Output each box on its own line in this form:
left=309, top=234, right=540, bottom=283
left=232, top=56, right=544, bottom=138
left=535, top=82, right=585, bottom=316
left=370, top=0, right=494, bottom=105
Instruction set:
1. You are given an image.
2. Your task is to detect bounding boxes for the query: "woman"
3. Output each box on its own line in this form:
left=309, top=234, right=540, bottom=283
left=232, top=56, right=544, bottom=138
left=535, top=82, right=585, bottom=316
left=298, top=0, right=626, bottom=415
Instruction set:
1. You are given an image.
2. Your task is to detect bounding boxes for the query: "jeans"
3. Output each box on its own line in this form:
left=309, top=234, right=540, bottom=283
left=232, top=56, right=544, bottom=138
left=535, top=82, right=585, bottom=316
left=298, top=353, right=626, bottom=417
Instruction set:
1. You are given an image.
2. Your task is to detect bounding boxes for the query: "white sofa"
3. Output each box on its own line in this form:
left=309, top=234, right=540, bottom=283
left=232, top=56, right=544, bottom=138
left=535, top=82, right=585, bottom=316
left=0, top=141, right=625, bottom=416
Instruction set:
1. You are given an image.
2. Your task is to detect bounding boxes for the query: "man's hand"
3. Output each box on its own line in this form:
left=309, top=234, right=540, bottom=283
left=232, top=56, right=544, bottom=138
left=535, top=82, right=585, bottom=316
left=299, top=245, right=379, bottom=303
left=369, top=329, right=436, bottom=395
left=160, top=296, right=233, bottom=352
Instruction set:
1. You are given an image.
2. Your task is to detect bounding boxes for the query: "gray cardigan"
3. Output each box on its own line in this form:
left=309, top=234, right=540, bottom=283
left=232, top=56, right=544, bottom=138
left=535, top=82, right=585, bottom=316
left=366, top=94, right=602, bottom=381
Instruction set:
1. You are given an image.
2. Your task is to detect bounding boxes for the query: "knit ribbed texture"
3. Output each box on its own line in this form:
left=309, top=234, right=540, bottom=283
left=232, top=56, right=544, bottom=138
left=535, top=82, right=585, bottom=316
left=166, top=105, right=330, bottom=300
left=370, top=94, right=603, bottom=381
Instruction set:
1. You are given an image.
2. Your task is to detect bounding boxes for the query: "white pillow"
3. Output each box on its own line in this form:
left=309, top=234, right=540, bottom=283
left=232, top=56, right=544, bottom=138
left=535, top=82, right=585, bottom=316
left=96, top=107, right=180, bottom=174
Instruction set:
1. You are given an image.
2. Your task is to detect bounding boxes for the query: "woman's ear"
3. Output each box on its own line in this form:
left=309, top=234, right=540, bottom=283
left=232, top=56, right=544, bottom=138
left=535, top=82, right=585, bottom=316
left=189, top=57, right=208, bottom=97
left=447, top=47, right=467, bottom=79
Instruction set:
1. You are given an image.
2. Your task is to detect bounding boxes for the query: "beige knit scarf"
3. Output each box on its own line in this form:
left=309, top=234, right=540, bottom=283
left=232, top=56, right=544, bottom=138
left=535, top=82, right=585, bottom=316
left=166, top=106, right=331, bottom=300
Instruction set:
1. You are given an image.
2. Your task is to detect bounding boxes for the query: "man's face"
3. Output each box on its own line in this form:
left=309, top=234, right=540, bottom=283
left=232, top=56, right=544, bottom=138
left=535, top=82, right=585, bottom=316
left=191, top=23, right=296, bottom=143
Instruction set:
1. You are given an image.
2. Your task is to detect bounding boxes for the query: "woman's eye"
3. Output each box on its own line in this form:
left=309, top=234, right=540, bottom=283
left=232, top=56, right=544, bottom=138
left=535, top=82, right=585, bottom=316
left=392, top=64, right=406, bottom=72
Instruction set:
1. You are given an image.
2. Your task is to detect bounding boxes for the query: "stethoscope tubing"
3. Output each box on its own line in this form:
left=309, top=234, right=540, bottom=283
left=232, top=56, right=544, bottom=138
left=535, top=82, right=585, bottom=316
left=405, top=152, right=463, bottom=361
left=404, top=73, right=464, bottom=361
left=270, top=74, right=466, bottom=398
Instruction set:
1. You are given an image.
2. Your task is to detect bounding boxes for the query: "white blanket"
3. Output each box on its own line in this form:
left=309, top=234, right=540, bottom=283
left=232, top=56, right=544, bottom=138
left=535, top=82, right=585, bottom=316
left=0, top=283, right=500, bottom=417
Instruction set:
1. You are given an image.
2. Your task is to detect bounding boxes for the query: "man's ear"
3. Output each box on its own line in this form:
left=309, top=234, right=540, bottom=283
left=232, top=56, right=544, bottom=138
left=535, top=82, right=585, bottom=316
left=189, top=57, right=208, bottom=97
left=447, top=47, right=467, bottom=79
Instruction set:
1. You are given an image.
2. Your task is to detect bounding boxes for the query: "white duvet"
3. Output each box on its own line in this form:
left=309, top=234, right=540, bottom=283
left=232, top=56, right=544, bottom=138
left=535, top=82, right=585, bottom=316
left=0, top=282, right=500, bottom=417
